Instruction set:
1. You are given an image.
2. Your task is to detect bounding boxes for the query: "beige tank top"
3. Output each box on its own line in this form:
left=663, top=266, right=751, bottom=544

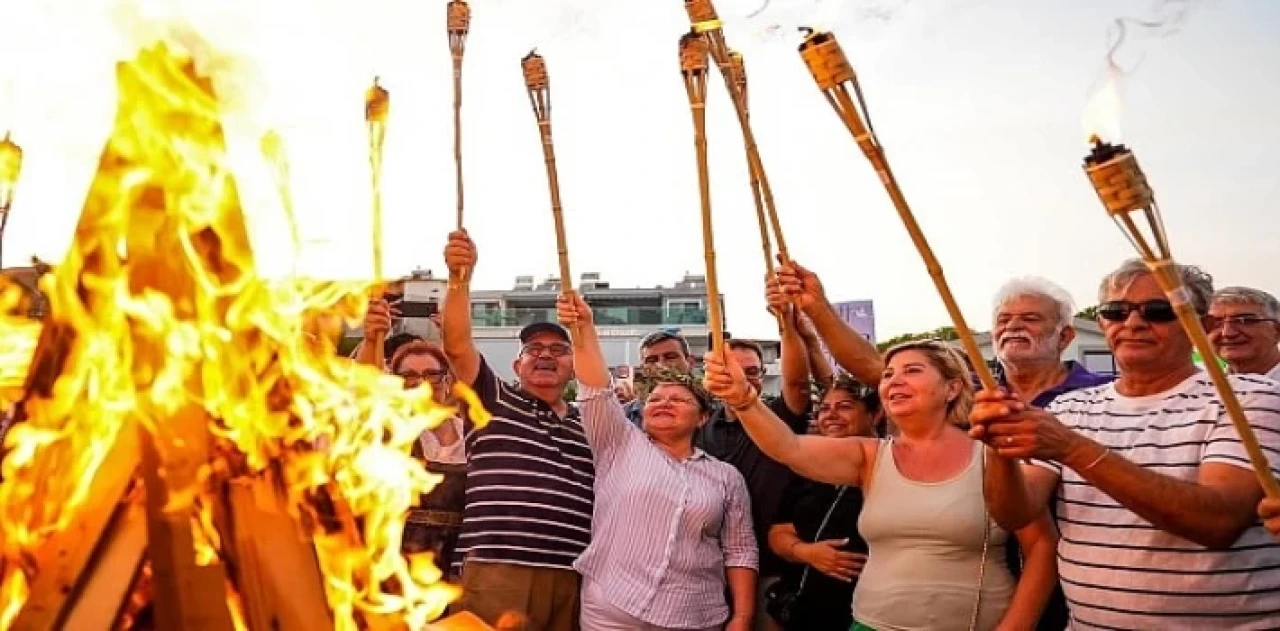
left=853, top=439, right=1015, bottom=630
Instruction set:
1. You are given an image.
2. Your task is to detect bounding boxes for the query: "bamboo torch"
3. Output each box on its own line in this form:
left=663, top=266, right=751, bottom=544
left=365, top=78, right=391, bottom=367
left=1083, top=138, right=1280, bottom=497
left=448, top=0, right=473, bottom=285
left=521, top=51, right=580, bottom=339
left=680, top=30, right=726, bottom=355
left=685, top=0, right=791, bottom=266
left=798, top=29, right=998, bottom=392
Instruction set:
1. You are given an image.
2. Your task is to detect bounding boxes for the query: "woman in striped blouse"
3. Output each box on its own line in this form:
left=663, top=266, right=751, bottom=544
left=557, top=294, right=758, bottom=631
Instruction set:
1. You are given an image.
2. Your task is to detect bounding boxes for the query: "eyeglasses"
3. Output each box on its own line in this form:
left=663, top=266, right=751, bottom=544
left=742, top=366, right=763, bottom=378
left=1097, top=300, right=1178, bottom=323
left=521, top=342, right=573, bottom=358
left=398, top=369, right=449, bottom=384
left=1208, top=314, right=1279, bottom=330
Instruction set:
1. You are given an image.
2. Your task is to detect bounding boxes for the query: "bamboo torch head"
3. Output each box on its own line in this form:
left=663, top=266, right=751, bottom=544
left=447, top=0, right=471, bottom=36
left=679, top=30, right=710, bottom=77
left=522, top=50, right=549, bottom=92
left=1082, top=138, right=1168, bottom=261
left=685, top=0, right=720, bottom=28
left=0, top=132, right=22, bottom=208
left=798, top=28, right=856, bottom=92
left=365, top=78, right=390, bottom=125
left=448, top=0, right=471, bottom=56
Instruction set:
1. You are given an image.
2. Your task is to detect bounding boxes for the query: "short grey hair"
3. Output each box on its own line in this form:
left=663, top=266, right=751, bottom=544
left=1098, top=258, right=1215, bottom=315
left=993, top=276, right=1076, bottom=327
left=1213, top=286, right=1280, bottom=319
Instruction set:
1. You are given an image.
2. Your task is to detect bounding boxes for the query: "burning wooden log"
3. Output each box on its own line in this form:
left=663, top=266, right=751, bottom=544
left=0, top=39, right=476, bottom=631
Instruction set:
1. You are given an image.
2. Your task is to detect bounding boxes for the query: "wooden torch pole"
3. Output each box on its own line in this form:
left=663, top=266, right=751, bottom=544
left=798, top=29, right=998, bottom=392
left=448, top=0, right=474, bottom=285
left=366, top=78, right=390, bottom=368
left=521, top=51, right=580, bottom=341
left=680, top=31, right=726, bottom=356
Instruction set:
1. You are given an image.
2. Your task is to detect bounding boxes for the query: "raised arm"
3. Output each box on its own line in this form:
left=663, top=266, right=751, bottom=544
left=766, top=280, right=813, bottom=416
left=774, top=261, right=883, bottom=387
left=557, top=293, right=630, bottom=454
left=704, top=349, right=873, bottom=486
left=354, top=297, right=395, bottom=369
left=441, top=230, right=481, bottom=385
left=556, top=293, right=608, bottom=388
left=798, top=312, right=836, bottom=390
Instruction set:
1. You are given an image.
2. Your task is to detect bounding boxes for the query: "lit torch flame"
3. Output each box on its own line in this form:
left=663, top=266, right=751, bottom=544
left=1083, top=72, right=1124, bottom=146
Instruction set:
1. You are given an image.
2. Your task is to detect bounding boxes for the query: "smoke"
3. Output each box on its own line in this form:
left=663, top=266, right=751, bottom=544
left=1104, top=0, right=1202, bottom=73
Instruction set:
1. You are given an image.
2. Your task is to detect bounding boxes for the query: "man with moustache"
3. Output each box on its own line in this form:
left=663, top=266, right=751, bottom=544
left=1208, top=286, right=1280, bottom=381
left=440, top=230, right=593, bottom=631
left=989, top=277, right=1113, bottom=630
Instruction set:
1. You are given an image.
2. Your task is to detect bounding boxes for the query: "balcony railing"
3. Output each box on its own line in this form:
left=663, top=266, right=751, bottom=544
left=471, top=306, right=709, bottom=327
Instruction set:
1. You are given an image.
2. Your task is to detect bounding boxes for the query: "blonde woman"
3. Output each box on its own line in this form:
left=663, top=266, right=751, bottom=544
left=704, top=340, right=1057, bottom=631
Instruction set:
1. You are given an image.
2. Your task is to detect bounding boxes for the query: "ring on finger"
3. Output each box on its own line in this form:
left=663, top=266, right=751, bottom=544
left=1003, top=436, right=1014, bottom=446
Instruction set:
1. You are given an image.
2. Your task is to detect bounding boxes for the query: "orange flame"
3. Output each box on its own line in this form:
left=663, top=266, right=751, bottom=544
left=0, top=36, right=484, bottom=630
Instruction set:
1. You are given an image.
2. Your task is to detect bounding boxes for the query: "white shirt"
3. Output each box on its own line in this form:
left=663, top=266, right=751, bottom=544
left=1266, top=360, right=1280, bottom=383
left=418, top=416, right=466, bottom=464
left=1034, top=372, right=1280, bottom=630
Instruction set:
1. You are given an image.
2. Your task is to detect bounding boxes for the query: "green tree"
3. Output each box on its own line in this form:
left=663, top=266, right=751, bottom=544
left=1075, top=304, right=1099, bottom=320
left=875, top=325, right=958, bottom=353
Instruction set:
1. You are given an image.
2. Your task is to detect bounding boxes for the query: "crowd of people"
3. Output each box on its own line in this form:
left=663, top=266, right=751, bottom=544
left=352, top=231, right=1280, bottom=630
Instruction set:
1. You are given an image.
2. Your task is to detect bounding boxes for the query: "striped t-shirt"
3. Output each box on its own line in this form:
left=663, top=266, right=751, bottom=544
left=1034, top=372, right=1280, bottom=629
left=454, top=358, right=595, bottom=570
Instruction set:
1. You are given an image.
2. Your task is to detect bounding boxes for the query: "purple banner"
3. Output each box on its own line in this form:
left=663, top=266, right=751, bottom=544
left=833, top=300, right=876, bottom=343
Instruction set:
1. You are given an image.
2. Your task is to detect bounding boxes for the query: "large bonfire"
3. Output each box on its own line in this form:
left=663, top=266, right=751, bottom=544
left=0, top=26, right=486, bottom=631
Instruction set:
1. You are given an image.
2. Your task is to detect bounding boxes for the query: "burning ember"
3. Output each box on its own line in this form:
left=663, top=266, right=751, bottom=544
left=0, top=34, right=487, bottom=631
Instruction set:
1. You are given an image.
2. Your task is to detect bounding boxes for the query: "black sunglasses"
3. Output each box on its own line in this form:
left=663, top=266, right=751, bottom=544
left=1097, top=300, right=1177, bottom=323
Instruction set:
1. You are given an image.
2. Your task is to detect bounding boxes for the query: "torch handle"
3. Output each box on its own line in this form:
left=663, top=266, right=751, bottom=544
left=828, top=87, right=997, bottom=391
left=535, top=120, right=573, bottom=294
left=368, top=121, right=386, bottom=282
left=453, top=59, right=465, bottom=231
left=1150, top=262, right=1280, bottom=497
left=685, top=85, right=725, bottom=355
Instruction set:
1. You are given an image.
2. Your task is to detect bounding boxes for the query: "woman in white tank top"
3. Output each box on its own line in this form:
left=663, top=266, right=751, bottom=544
left=705, top=340, right=1058, bottom=630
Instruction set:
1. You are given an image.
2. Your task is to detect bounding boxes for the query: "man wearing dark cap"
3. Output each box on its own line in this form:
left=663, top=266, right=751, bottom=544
left=440, top=231, right=593, bottom=631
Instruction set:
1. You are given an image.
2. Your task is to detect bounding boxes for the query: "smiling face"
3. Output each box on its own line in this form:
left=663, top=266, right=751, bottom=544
left=1208, top=299, right=1280, bottom=371
left=513, top=331, right=574, bottom=389
left=994, top=294, right=1073, bottom=366
left=815, top=388, right=877, bottom=438
left=642, top=383, right=706, bottom=440
left=878, top=347, right=964, bottom=429
left=1098, top=273, right=1193, bottom=374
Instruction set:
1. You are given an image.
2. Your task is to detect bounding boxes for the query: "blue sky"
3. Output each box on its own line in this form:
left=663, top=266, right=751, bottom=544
left=0, top=0, right=1276, bottom=340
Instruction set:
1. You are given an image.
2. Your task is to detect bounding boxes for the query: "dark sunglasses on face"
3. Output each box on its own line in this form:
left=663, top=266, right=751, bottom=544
left=521, top=342, right=573, bottom=358
left=1097, top=299, right=1178, bottom=323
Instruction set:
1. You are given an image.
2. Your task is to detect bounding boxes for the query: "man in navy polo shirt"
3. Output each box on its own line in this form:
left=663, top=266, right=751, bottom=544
left=440, top=230, right=593, bottom=631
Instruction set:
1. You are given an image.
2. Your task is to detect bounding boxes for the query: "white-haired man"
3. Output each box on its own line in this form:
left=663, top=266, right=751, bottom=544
left=990, top=277, right=1113, bottom=630
left=973, top=259, right=1280, bottom=629
left=1209, top=286, right=1280, bottom=381
left=992, top=277, right=1114, bottom=407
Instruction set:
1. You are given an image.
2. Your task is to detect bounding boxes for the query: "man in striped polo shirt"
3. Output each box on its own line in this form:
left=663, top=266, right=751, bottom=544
left=973, top=259, right=1280, bottom=629
left=441, top=231, right=593, bottom=630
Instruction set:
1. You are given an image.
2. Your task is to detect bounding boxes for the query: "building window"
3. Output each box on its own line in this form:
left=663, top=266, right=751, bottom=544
left=1083, top=350, right=1118, bottom=376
